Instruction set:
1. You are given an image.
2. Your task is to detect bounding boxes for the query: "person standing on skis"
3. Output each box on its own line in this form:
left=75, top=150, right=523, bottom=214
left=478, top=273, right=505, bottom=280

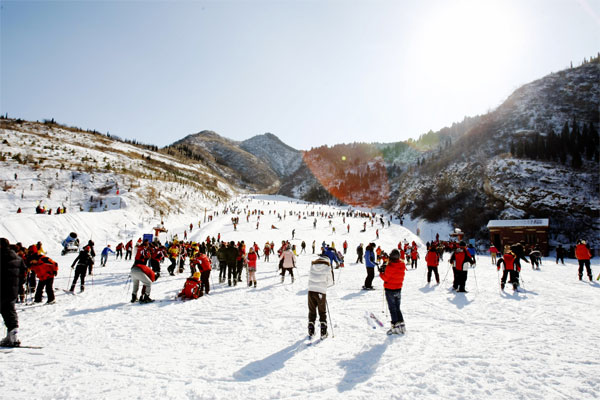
left=449, top=241, right=474, bottom=292
left=497, top=246, right=520, bottom=291
left=307, top=253, right=333, bottom=339
left=379, top=249, right=407, bottom=334
left=70, top=246, right=93, bottom=292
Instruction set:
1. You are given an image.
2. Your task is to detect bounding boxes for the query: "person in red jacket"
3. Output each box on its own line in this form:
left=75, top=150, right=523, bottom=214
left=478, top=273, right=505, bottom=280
left=130, top=262, right=155, bottom=303
left=196, top=251, right=212, bottom=295
left=489, top=244, right=499, bottom=265
left=30, top=254, right=59, bottom=304
left=125, top=240, right=133, bottom=261
left=425, top=246, right=440, bottom=284
left=497, top=246, right=520, bottom=291
left=410, top=247, right=419, bottom=269
left=178, top=272, right=202, bottom=299
left=247, top=247, right=258, bottom=288
left=575, top=239, right=593, bottom=281
left=449, top=241, right=474, bottom=292
left=379, top=249, right=407, bottom=335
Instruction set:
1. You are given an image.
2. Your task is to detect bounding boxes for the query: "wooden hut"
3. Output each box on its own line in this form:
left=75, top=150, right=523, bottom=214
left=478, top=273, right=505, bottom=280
left=486, top=219, right=550, bottom=256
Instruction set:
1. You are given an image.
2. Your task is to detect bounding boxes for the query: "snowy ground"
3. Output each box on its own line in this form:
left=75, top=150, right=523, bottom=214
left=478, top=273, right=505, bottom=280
left=1, top=195, right=599, bottom=400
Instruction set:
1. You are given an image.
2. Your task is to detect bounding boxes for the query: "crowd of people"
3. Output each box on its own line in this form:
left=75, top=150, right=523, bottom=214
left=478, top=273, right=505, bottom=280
left=1, top=199, right=596, bottom=346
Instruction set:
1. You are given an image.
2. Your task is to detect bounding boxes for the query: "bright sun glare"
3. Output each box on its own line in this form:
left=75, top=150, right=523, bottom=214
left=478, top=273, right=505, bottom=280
left=415, top=0, right=524, bottom=91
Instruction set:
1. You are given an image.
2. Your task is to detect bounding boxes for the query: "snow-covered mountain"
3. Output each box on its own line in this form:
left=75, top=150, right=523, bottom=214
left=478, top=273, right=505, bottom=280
left=278, top=60, right=600, bottom=246
left=240, top=132, right=303, bottom=178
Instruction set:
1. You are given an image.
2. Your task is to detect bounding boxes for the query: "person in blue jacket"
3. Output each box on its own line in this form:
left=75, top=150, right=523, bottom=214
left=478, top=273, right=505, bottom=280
left=100, top=245, right=115, bottom=267
left=363, top=243, right=378, bottom=290
left=321, top=245, right=340, bottom=268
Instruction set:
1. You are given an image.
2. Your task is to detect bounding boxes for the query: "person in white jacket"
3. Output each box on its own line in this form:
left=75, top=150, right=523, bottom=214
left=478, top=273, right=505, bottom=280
left=307, top=255, right=334, bottom=339
left=279, top=245, right=296, bottom=283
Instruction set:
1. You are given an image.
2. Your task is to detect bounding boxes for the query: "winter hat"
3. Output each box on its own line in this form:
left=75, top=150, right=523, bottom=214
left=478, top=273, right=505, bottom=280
left=389, top=249, right=401, bottom=261
left=193, top=272, right=201, bottom=279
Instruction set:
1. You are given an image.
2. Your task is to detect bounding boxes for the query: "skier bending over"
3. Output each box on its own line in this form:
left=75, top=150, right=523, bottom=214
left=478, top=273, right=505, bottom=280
left=307, top=254, right=333, bottom=339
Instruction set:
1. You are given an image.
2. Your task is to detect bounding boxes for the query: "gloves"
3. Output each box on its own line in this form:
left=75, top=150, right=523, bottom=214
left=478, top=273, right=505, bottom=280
left=497, top=266, right=500, bottom=271
left=54, top=271, right=58, bottom=276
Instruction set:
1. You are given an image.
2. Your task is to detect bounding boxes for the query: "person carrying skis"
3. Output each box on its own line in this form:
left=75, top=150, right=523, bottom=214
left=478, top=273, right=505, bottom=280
left=130, top=261, right=155, bottom=303
left=449, top=241, right=474, bottom=292
left=69, top=246, right=93, bottom=292
left=247, top=247, right=258, bottom=287
left=100, top=245, right=115, bottom=267
left=575, top=239, right=593, bottom=281
left=497, top=246, right=520, bottom=291
left=307, top=253, right=333, bottom=339
left=425, top=246, right=440, bottom=284
left=177, top=272, right=202, bottom=299
left=0, top=238, right=26, bottom=347
left=363, top=243, right=377, bottom=290
left=379, top=249, right=407, bottom=335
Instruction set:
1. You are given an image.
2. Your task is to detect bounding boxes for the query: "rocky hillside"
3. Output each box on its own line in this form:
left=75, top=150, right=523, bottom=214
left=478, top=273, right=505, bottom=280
left=278, top=60, right=600, bottom=245
left=240, top=133, right=302, bottom=178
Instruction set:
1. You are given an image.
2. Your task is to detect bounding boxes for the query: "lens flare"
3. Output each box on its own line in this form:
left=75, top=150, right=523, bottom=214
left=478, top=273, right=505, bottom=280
left=303, top=144, right=389, bottom=208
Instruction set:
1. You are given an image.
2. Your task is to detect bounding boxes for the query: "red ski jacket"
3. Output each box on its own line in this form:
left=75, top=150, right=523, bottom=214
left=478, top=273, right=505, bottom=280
left=379, top=259, right=406, bottom=290
left=247, top=252, right=257, bottom=268
left=450, top=247, right=473, bottom=271
left=179, top=277, right=201, bottom=299
left=497, top=253, right=517, bottom=271
left=575, top=244, right=592, bottom=261
left=134, top=263, right=156, bottom=282
left=425, top=250, right=439, bottom=267
left=31, top=256, right=59, bottom=280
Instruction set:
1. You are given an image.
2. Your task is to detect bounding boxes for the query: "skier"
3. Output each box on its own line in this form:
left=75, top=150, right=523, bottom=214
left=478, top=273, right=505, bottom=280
left=100, top=245, right=115, bottom=267
left=115, top=242, right=124, bottom=259
left=362, top=243, right=377, bottom=290
left=225, top=241, right=238, bottom=286
left=217, top=242, right=228, bottom=283
left=575, top=239, right=593, bottom=281
left=279, top=244, right=296, bottom=283
left=130, top=262, right=155, bottom=303
left=529, top=248, right=542, bottom=270
left=69, top=246, right=93, bottom=292
left=343, top=240, right=348, bottom=255
left=307, top=253, right=333, bottom=339
left=86, top=240, right=96, bottom=275
left=300, top=241, right=306, bottom=254
left=195, top=250, right=212, bottom=295
left=410, top=247, right=419, bottom=269
left=556, top=244, right=565, bottom=265
left=356, top=243, right=364, bottom=264
left=449, top=241, right=474, bottom=292
left=489, top=243, right=499, bottom=265
left=29, top=252, right=59, bottom=304
left=379, top=249, right=407, bottom=334
left=125, top=240, right=133, bottom=261
left=167, top=243, right=179, bottom=276
left=247, top=247, right=258, bottom=287
left=497, top=246, right=520, bottom=291
left=0, top=238, right=26, bottom=347
left=425, top=246, right=440, bottom=284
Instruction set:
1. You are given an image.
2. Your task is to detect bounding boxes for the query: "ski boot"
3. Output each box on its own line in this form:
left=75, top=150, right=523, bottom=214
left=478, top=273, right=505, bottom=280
left=80, top=286, right=85, bottom=293
left=0, top=328, right=20, bottom=347
left=308, top=322, right=315, bottom=337
left=320, top=322, right=328, bottom=339
left=69, top=285, right=75, bottom=293
left=253, top=281, right=257, bottom=288
left=131, top=294, right=137, bottom=303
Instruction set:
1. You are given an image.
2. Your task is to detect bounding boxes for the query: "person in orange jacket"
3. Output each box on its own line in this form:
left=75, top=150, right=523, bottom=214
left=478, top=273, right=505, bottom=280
left=29, top=253, right=59, bottom=304
left=195, top=251, right=212, bottom=295
left=425, top=246, right=440, bottom=284
left=575, top=239, right=593, bottom=281
left=379, top=249, right=407, bottom=335
left=247, top=247, right=258, bottom=288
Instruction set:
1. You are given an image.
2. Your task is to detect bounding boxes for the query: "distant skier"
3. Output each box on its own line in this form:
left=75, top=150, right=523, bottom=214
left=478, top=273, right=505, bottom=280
left=555, top=244, right=565, bottom=265
left=379, top=249, right=407, bottom=335
left=449, top=241, right=474, bottom=293
left=356, top=243, right=364, bottom=264
left=362, top=243, right=377, bottom=290
left=425, top=246, right=440, bottom=284
left=247, top=247, right=258, bottom=288
left=100, top=245, right=114, bottom=267
left=575, top=239, right=593, bottom=281
left=279, top=244, right=296, bottom=283
left=307, top=253, right=333, bottom=339
left=125, top=240, right=133, bottom=261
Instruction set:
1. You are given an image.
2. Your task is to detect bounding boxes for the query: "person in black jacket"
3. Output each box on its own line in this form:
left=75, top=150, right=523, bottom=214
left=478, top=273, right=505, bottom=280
left=70, top=246, right=93, bottom=292
left=1, top=238, right=26, bottom=347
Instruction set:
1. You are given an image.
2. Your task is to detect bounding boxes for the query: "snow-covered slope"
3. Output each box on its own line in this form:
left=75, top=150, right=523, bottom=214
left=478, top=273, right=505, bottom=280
left=1, top=195, right=598, bottom=400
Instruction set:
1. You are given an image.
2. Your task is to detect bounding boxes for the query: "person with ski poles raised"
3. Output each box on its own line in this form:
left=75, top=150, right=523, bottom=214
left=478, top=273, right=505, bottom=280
left=307, top=252, right=334, bottom=339
left=379, top=249, right=407, bottom=335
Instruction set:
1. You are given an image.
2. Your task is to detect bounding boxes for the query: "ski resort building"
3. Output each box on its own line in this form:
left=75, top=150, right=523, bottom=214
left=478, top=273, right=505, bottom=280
left=486, top=219, right=550, bottom=256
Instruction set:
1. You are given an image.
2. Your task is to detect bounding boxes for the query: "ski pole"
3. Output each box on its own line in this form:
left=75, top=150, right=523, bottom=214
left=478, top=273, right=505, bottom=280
left=441, top=263, right=452, bottom=287
left=472, top=266, right=479, bottom=294
left=66, top=267, right=73, bottom=291
left=497, top=268, right=502, bottom=294
left=125, top=275, right=131, bottom=296
left=326, top=298, right=334, bottom=338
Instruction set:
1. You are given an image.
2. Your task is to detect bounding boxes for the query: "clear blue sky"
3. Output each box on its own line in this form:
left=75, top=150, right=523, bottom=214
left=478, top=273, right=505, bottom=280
left=1, top=0, right=599, bottom=150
